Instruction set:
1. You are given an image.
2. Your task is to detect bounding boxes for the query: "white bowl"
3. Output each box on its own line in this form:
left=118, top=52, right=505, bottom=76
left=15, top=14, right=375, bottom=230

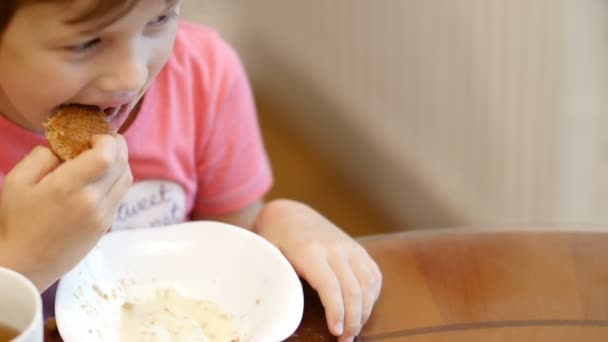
left=55, top=221, right=304, bottom=342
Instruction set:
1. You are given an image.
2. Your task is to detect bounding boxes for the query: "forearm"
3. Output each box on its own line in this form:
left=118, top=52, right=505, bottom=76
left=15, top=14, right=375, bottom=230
left=193, top=199, right=267, bottom=232
left=253, top=199, right=356, bottom=243
left=252, top=199, right=302, bottom=246
left=193, top=198, right=303, bottom=248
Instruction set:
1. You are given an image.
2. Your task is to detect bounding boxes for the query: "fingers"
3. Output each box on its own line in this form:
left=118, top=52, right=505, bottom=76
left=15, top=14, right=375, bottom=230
left=53, top=135, right=120, bottom=187
left=98, top=164, right=133, bottom=230
left=354, top=247, right=383, bottom=300
left=370, top=258, right=383, bottom=299
left=89, top=134, right=130, bottom=192
left=329, top=247, right=382, bottom=341
left=338, top=336, right=355, bottom=342
left=102, top=164, right=133, bottom=215
left=8, top=146, right=61, bottom=185
left=330, top=254, right=362, bottom=340
left=351, top=256, right=380, bottom=326
left=299, top=255, right=345, bottom=336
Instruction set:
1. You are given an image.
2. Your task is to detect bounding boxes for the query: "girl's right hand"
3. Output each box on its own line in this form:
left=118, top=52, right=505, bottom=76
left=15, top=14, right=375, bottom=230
left=0, top=134, right=132, bottom=291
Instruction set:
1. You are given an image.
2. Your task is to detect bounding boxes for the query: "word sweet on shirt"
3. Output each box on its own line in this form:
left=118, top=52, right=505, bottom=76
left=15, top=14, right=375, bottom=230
left=113, top=180, right=187, bottom=231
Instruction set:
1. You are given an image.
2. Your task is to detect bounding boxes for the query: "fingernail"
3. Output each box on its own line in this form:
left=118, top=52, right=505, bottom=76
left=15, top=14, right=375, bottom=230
left=334, top=322, right=344, bottom=335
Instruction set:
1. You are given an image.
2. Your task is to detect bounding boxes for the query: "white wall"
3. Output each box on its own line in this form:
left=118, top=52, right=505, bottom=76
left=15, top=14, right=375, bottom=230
left=181, top=1, right=607, bottom=229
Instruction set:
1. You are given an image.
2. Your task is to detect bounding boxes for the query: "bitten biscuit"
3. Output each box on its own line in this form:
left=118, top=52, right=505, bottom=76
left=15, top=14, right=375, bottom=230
left=44, top=104, right=113, bottom=161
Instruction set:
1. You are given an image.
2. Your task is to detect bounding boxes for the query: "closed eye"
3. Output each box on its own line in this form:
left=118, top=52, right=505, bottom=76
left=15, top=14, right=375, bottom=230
left=147, top=10, right=178, bottom=27
left=65, top=38, right=102, bottom=53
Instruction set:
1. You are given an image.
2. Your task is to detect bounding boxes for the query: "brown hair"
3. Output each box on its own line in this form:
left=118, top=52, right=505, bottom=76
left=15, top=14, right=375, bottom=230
left=0, top=0, right=143, bottom=34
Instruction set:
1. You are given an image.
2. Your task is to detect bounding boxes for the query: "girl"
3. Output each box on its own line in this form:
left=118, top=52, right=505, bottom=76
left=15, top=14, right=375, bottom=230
left=0, top=1, right=381, bottom=341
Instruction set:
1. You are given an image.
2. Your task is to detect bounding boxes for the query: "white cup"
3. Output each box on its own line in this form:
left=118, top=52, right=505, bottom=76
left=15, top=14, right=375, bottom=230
left=0, top=267, right=42, bottom=342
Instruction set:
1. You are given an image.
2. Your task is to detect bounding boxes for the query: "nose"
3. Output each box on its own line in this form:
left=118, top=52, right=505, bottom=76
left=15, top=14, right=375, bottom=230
left=97, top=45, right=148, bottom=95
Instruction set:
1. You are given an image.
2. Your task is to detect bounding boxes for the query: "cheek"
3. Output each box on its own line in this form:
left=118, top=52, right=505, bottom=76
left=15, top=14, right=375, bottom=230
left=0, top=60, right=87, bottom=131
left=147, top=30, right=179, bottom=76
left=0, top=58, right=83, bottom=109
left=1, top=74, right=78, bottom=126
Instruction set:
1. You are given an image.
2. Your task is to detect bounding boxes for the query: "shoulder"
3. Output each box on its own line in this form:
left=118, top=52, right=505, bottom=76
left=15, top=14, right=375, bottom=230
left=165, top=21, right=245, bottom=86
left=141, top=21, right=256, bottom=151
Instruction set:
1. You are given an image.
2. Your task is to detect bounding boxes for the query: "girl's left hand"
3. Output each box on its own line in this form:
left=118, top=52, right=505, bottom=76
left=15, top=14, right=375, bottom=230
left=254, top=199, right=382, bottom=342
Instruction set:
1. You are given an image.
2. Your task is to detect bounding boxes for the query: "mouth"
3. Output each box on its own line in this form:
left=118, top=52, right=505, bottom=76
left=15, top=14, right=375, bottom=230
left=57, top=102, right=132, bottom=132
left=103, top=106, right=124, bottom=122
left=58, top=102, right=132, bottom=123
left=101, top=105, right=134, bottom=132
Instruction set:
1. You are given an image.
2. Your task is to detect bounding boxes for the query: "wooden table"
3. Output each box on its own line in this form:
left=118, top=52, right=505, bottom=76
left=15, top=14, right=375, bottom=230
left=47, top=228, right=608, bottom=341
left=288, top=228, right=608, bottom=341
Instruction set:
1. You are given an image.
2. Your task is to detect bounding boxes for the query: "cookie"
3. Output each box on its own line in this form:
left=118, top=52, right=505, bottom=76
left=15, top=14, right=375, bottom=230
left=44, top=104, right=113, bottom=161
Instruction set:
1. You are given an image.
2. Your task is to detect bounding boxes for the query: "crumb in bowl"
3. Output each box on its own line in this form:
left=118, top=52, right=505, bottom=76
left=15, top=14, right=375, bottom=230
left=119, top=287, right=241, bottom=342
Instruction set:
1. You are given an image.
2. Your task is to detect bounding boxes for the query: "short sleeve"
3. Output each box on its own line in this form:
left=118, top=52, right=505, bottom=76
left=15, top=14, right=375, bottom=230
left=193, top=35, right=273, bottom=215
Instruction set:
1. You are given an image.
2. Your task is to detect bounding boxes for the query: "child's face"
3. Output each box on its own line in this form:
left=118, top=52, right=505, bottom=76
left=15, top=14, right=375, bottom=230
left=0, top=0, right=180, bottom=133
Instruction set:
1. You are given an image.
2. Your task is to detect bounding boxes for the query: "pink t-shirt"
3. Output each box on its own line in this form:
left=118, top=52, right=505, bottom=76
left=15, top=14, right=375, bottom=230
left=0, top=22, right=273, bottom=317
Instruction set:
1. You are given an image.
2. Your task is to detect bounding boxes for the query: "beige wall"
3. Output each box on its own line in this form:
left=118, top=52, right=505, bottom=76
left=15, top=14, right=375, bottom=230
left=182, top=1, right=608, bottom=229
